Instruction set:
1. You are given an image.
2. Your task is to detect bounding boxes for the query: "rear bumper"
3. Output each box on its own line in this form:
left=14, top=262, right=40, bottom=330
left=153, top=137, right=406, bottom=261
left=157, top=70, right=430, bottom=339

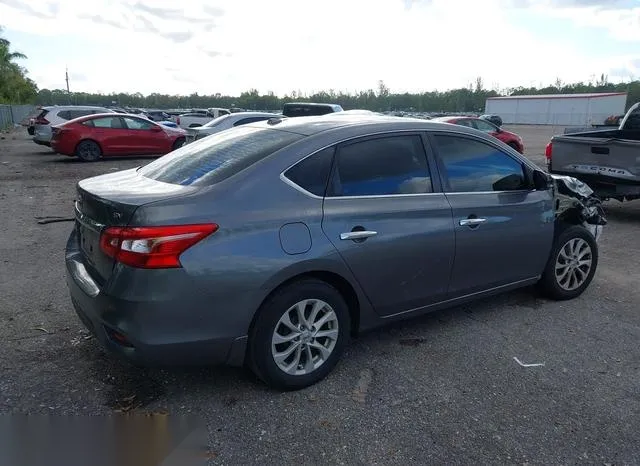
left=65, top=233, right=248, bottom=367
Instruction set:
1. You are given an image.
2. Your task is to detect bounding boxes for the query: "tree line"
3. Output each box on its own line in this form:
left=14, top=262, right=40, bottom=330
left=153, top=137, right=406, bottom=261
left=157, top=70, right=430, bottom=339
left=31, top=78, right=640, bottom=115
left=2, top=28, right=639, bottom=113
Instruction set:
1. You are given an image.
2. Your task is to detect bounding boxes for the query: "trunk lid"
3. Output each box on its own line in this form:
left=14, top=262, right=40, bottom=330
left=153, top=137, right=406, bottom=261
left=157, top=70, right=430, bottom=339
left=74, top=168, right=197, bottom=284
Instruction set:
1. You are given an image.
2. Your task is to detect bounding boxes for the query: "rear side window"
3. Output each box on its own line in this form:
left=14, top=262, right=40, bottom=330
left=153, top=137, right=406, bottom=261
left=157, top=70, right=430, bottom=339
left=328, top=135, right=432, bottom=197
left=284, top=147, right=335, bottom=196
left=58, top=110, right=71, bottom=120
left=140, top=126, right=304, bottom=186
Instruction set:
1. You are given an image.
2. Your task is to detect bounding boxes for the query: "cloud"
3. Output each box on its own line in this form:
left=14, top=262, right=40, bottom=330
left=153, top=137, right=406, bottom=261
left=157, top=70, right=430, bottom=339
left=162, top=31, right=192, bottom=43
left=1, top=0, right=56, bottom=18
left=78, top=13, right=125, bottom=29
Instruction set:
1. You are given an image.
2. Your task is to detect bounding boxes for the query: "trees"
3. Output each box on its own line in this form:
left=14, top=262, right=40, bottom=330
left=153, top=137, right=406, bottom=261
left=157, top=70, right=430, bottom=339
left=0, top=27, right=38, bottom=104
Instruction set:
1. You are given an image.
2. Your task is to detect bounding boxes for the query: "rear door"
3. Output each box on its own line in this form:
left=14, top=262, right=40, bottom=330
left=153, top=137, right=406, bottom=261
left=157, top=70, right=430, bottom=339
left=84, top=116, right=129, bottom=155
left=321, top=133, right=455, bottom=317
left=429, top=132, right=554, bottom=297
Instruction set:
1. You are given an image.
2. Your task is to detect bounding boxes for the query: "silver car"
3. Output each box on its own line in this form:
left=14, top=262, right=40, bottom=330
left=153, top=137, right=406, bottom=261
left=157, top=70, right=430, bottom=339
left=66, top=115, right=605, bottom=390
left=184, top=112, right=281, bottom=144
left=33, top=105, right=113, bottom=146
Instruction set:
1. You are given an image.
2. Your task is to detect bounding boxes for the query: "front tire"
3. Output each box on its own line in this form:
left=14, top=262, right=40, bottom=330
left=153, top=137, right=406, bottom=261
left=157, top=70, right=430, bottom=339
left=538, top=224, right=598, bottom=300
left=248, top=279, right=350, bottom=390
left=172, top=138, right=185, bottom=151
left=75, top=140, right=102, bottom=162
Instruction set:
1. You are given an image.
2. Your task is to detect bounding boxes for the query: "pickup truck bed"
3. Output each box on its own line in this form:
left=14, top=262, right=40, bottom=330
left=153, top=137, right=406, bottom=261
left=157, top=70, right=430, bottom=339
left=547, top=103, right=640, bottom=201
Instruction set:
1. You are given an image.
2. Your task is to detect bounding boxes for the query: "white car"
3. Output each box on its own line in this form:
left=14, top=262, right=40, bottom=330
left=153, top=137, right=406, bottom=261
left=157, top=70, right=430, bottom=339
left=175, top=112, right=214, bottom=128
left=184, top=112, right=281, bottom=144
left=32, top=105, right=113, bottom=146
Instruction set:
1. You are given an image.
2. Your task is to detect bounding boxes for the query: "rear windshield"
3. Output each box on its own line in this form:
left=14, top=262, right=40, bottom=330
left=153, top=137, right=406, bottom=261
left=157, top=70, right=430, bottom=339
left=139, top=126, right=304, bottom=186
left=202, top=115, right=230, bottom=128
left=282, top=104, right=337, bottom=117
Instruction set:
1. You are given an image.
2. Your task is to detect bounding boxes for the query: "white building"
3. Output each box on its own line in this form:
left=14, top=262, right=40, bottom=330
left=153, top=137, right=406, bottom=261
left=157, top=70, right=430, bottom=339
left=485, top=92, right=627, bottom=126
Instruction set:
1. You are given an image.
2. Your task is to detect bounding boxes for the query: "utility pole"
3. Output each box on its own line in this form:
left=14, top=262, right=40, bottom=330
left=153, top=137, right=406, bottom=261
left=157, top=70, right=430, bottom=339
left=65, top=66, right=71, bottom=104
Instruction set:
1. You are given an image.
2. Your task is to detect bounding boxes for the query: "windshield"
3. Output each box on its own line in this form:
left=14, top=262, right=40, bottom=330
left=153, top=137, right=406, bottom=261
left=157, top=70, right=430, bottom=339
left=139, top=126, right=304, bottom=186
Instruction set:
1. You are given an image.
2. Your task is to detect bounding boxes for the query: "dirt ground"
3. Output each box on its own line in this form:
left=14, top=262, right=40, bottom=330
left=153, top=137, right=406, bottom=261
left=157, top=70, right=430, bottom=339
left=0, top=125, right=639, bottom=465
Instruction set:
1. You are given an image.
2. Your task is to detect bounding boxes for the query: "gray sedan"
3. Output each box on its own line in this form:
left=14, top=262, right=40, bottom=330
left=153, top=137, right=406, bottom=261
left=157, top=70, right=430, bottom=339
left=65, top=115, right=605, bottom=390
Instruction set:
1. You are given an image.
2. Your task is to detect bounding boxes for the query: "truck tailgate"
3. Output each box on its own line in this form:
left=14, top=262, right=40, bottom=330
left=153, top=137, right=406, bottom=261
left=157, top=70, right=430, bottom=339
left=550, top=135, right=640, bottom=185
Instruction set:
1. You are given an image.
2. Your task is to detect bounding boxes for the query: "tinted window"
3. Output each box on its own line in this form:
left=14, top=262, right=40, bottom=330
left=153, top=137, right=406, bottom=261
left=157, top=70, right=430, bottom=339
left=329, top=135, right=432, bottom=197
left=233, top=116, right=271, bottom=126
left=284, top=147, right=335, bottom=196
left=283, top=104, right=336, bottom=117
left=219, top=110, right=230, bottom=115
left=58, top=110, right=71, bottom=120
left=123, top=117, right=155, bottom=130
left=140, top=126, right=304, bottom=186
left=473, top=119, right=497, bottom=132
left=433, top=135, right=526, bottom=193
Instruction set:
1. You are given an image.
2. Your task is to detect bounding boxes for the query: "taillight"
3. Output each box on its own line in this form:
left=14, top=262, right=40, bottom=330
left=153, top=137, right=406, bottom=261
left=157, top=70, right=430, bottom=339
left=35, top=116, right=49, bottom=125
left=545, top=141, right=553, bottom=160
left=99, top=224, right=218, bottom=269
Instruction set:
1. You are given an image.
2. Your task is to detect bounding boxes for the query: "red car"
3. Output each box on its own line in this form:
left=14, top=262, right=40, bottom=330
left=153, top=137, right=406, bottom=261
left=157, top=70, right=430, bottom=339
left=50, top=113, right=187, bottom=161
left=432, top=116, right=524, bottom=153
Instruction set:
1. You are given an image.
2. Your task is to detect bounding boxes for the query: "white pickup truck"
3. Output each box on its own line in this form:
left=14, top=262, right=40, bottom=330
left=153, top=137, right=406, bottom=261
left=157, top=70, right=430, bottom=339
left=174, top=108, right=231, bottom=128
left=546, top=102, right=640, bottom=202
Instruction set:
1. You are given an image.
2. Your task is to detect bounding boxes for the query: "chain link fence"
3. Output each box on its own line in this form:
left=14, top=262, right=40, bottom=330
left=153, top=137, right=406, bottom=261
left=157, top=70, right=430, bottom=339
left=0, top=104, right=37, bottom=130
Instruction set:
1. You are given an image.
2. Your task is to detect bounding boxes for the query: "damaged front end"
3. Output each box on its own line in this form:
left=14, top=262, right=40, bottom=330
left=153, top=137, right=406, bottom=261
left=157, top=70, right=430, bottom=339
left=551, top=174, right=607, bottom=241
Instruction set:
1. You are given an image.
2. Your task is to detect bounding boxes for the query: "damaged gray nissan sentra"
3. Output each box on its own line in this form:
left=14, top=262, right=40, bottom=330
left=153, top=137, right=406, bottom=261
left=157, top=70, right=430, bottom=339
left=65, top=114, right=607, bottom=390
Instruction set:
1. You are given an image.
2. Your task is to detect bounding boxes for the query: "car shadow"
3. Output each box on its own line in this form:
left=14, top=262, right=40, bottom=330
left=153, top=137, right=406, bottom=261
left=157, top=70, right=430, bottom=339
left=71, top=286, right=544, bottom=405
left=602, top=202, right=640, bottom=224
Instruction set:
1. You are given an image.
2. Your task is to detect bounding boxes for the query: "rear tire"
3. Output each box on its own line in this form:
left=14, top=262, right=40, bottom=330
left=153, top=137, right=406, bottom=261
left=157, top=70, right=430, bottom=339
left=75, top=140, right=102, bottom=162
left=538, top=224, right=598, bottom=300
left=248, top=279, right=350, bottom=390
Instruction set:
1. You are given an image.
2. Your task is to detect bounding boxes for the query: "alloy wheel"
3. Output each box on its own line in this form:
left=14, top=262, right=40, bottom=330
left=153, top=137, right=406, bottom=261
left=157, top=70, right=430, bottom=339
left=271, top=299, right=339, bottom=376
left=555, top=238, right=592, bottom=291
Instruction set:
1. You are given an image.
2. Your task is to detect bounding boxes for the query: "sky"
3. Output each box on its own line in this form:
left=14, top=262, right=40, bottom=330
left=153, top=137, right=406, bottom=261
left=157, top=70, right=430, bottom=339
left=1, top=0, right=639, bottom=96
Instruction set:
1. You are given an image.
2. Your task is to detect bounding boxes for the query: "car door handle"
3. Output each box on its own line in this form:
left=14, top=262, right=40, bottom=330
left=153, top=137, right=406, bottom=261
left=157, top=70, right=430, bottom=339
left=459, top=218, right=487, bottom=226
left=591, top=146, right=609, bottom=155
left=340, top=231, right=378, bottom=240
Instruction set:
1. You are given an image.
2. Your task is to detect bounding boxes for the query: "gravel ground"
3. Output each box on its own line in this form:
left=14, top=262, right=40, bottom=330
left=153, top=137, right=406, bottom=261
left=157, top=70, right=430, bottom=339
left=0, top=125, right=639, bottom=465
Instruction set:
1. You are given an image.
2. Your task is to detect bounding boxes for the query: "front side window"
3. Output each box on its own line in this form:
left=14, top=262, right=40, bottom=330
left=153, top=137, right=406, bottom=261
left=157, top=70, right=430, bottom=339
left=433, top=134, right=527, bottom=193
left=328, top=135, right=432, bottom=197
left=139, top=126, right=304, bottom=186
left=123, top=117, right=155, bottom=130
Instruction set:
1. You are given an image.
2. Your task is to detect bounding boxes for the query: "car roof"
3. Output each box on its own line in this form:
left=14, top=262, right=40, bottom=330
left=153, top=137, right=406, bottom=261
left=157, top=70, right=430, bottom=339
left=246, top=114, right=473, bottom=136
left=45, top=105, right=110, bottom=111
left=229, top=112, right=280, bottom=118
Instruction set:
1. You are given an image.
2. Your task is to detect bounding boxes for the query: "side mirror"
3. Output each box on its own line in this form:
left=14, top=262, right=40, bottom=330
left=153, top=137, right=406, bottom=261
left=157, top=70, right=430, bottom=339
left=493, top=173, right=525, bottom=191
left=150, top=125, right=162, bottom=132
left=533, top=169, right=551, bottom=190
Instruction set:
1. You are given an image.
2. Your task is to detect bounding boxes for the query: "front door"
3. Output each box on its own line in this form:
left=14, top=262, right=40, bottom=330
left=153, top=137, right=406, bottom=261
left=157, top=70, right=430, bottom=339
left=429, top=132, right=555, bottom=297
left=122, top=117, right=164, bottom=154
left=321, top=133, right=455, bottom=317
